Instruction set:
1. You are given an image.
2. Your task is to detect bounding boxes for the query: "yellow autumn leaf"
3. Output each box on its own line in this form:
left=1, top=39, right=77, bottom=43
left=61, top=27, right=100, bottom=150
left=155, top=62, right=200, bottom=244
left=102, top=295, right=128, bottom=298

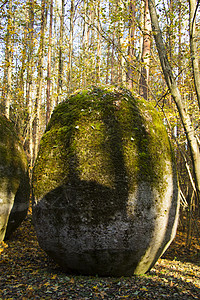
left=44, top=282, right=50, bottom=286
left=69, top=278, right=75, bottom=284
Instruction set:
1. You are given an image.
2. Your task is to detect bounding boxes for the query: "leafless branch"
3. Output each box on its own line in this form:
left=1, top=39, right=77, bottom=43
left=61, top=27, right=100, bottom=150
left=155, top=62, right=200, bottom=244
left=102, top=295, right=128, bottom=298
left=0, top=0, right=8, bottom=9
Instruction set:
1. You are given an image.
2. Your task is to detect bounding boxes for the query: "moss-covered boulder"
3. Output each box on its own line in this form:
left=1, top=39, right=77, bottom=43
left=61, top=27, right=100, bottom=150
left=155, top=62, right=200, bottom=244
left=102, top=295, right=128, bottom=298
left=0, top=115, right=30, bottom=241
left=32, top=87, right=179, bottom=276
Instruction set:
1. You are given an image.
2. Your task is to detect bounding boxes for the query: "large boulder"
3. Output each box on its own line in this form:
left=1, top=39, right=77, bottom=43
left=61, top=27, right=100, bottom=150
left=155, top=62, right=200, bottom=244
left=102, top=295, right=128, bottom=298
left=0, top=115, right=30, bottom=241
left=32, top=87, right=179, bottom=276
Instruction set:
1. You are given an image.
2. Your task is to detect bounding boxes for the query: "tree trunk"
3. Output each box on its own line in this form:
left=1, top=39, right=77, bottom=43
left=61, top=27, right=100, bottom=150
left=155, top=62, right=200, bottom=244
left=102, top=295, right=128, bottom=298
left=117, top=0, right=126, bottom=85
left=148, top=0, right=200, bottom=200
left=177, top=1, right=182, bottom=87
left=110, top=2, right=116, bottom=85
left=46, top=0, right=53, bottom=126
left=56, top=0, right=64, bottom=105
left=168, top=0, right=174, bottom=62
left=111, top=26, right=115, bottom=85
left=19, top=11, right=28, bottom=107
left=127, top=0, right=136, bottom=89
left=139, top=0, right=151, bottom=100
left=106, top=43, right=110, bottom=84
left=4, top=0, right=13, bottom=119
left=34, top=0, right=47, bottom=161
left=68, top=0, right=74, bottom=93
left=82, top=0, right=88, bottom=87
left=96, top=0, right=101, bottom=84
left=90, top=8, right=95, bottom=82
left=26, top=0, right=35, bottom=170
left=189, top=0, right=200, bottom=110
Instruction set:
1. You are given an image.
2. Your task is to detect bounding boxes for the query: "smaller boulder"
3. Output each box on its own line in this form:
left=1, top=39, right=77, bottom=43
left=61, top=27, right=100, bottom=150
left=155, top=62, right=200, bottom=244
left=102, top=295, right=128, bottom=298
left=0, top=115, right=30, bottom=241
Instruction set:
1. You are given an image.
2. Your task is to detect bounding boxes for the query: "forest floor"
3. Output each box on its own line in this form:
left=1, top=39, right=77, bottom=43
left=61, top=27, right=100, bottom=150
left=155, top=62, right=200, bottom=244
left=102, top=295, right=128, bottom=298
left=0, top=212, right=199, bottom=300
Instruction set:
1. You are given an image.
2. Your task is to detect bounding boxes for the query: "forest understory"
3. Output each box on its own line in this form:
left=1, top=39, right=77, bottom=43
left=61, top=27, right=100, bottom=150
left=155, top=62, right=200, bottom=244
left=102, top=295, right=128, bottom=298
left=0, top=211, right=199, bottom=300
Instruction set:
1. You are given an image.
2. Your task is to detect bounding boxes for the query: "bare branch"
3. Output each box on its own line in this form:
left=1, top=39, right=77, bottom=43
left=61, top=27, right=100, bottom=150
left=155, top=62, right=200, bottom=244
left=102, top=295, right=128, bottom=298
left=0, top=0, right=8, bottom=9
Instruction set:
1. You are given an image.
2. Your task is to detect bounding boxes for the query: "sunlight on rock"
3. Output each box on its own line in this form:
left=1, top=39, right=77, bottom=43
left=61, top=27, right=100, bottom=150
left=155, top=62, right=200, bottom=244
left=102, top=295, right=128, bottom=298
left=32, top=87, right=179, bottom=276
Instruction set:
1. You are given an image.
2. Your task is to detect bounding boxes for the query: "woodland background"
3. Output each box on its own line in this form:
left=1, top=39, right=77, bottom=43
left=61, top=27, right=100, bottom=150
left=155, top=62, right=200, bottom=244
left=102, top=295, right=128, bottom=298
left=0, top=0, right=200, bottom=244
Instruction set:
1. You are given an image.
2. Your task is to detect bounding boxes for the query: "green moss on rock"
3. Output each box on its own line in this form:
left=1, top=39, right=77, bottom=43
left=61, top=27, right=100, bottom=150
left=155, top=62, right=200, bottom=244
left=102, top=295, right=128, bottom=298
left=33, top=86, right=171, bottom=199
left=32, top=87, right=179, bottom=276
left=0, top=115, right=30, bottom=241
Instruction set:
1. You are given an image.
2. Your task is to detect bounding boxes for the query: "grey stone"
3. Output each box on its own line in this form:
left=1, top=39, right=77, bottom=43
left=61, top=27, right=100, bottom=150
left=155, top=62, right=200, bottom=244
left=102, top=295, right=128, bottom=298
left=32, top=87, right=179, bottom=276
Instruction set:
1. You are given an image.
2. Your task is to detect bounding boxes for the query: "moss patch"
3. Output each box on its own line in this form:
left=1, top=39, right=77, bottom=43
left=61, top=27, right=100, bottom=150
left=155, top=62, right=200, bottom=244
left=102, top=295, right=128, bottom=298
left=0, top=114, right=30, bottom=241
left=0, top=115, right=28, bottom=193
left=33, top=86, right=172, bottom=200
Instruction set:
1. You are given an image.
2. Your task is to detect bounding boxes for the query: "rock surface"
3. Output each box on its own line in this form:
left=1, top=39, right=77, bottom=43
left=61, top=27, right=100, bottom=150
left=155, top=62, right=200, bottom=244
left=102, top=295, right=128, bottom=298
left=32, top=87, right=179, bottom=276
left=0, top=115, right=30, bottom=241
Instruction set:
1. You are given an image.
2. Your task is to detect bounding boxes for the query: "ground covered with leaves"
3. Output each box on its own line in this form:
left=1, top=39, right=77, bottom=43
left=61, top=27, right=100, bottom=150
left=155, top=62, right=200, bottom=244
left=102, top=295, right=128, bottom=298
left=0, top=213, right=199, bottom=299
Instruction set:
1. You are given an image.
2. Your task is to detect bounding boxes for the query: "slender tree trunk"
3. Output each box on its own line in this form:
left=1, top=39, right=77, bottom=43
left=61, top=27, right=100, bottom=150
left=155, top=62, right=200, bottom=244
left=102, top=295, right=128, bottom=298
left=26, top=0, right=34, bottom=108
left=19, top=13, right=28, bottom=106
left=186, top=190, right=195, bottom=248
left=90, top=8, right=95, bottom=82
left=148, top=0, right=200, bottom=200
left=68, top=0, right=74, bottom=93
left=139, top=0, right=144, bottom=62
left=56, top=0, right=64, bottom=105
left=16, top=9, right=29, bottom=134
left=96, top=0, right=101, bottom=84
left=82, top=0, right=88, bottom=87
left=86, top=4, right=91, bottom=84
left=139, top=0, right=151, bottom=100
left=111, top=26, right=115, bottom=85
left=2, top=40, right=8, bottom=113
left=177, top=1, right=182, bottom=87
left=189, top=0, right=200, bottom=109
left=34, top=0, right=47, bottom=160
left=26, top=0, right=34, bottom=169
left=4, top=0, right=13, bottom=119
left=46, top=0, right=53, bottom=126
left=127, top=0, right=136, bottom=89
left=117, top=0, right=126, bottom=84
left=168, top=0, right=174, bottom=62
left=1, top=57, right=7, bottom=107
left=106, top=43, right=110, bottom=84
left=106, top=1, right=113, bottom=85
